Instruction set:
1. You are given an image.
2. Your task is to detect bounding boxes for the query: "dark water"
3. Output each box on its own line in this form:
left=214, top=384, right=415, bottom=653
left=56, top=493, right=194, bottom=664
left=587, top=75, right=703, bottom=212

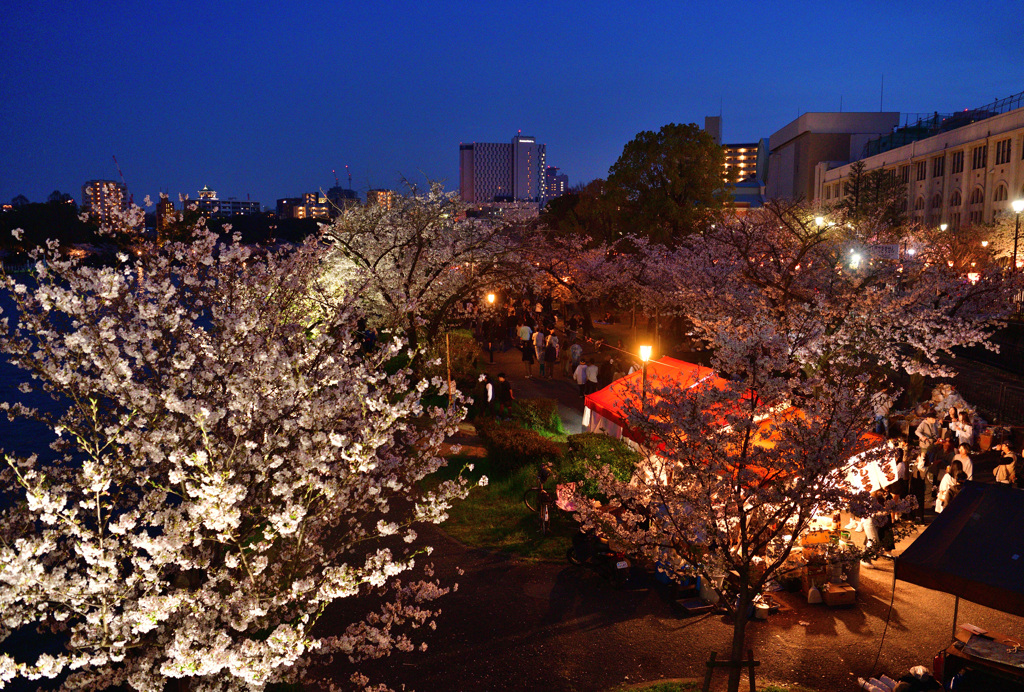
left=0, top=288, right=63, bottom=465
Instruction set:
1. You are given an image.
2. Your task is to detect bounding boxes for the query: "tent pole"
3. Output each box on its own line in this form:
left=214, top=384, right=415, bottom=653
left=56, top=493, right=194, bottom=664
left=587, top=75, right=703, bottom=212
left=952, top=595, right=960, bottom=641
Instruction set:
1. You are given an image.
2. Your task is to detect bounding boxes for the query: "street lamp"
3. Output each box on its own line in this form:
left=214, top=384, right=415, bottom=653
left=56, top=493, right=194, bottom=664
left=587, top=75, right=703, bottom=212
left=1012, top=199, right=1024, bottom=271
left=486, top=293, right=495, bottom=305
left=639, top=345, right=652, bottom=409
left=940, top=223, right=948, bottom=232
left=814, top=216, right=825, bottom=228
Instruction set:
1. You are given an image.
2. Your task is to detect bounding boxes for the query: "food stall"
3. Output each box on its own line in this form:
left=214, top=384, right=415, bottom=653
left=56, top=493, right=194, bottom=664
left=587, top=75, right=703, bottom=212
left=584, top=356, right=890, bottom=607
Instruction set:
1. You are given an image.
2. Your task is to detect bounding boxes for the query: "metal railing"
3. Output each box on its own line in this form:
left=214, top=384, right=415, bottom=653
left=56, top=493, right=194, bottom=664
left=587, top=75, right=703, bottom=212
left=863, top=89, right=1024, bottom=158
left=954, top=374, right=1024, bottom=425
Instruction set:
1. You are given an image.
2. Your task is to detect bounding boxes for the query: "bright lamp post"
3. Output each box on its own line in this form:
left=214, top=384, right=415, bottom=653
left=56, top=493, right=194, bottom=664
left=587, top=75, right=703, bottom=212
left=639, top=345, right=652, bottom=409
left=1012, top=199, right=1024, bottom=271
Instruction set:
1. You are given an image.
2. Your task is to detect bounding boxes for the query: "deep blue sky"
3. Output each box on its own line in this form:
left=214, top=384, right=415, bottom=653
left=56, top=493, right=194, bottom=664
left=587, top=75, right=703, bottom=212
left=2, top=1, right=1021, bottom=209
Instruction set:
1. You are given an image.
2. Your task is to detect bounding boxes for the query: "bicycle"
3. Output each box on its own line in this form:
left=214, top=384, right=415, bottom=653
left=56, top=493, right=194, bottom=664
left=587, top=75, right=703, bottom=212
left=522, top=462, right=556, bottom=535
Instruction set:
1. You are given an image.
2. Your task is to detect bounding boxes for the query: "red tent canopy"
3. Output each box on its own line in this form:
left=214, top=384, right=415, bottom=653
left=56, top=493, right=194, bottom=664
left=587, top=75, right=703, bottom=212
left=584, top=356, right=727, bottom=443
left=584, top=357, right=885, bottom=479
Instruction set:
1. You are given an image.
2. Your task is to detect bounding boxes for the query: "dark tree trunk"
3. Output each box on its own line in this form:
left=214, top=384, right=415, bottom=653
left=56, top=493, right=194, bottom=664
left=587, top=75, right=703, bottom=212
left=727, top=579, right=752, bottom=692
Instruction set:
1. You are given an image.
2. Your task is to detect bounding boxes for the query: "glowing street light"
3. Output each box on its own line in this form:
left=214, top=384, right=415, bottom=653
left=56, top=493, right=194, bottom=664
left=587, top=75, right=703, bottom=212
left=1012, top=199, right=1024, bottom=272
left=981, top=240, right=989, bottom=248
left=940, top=223, right=948, bottom=232
left=639, top=345, right=652, bottom=409
left=814, top=216, right=825, bottom=228
left=486, top=293, right=495, bottom=304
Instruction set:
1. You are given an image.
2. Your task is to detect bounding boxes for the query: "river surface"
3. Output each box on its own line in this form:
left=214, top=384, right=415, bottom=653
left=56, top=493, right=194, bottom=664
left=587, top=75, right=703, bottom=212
left=0, top=287, right=63, bottom=466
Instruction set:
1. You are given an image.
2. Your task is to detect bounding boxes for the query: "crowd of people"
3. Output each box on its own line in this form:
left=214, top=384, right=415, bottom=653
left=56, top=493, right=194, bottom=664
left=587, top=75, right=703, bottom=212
left=853, top=402, right=1022, bottom=564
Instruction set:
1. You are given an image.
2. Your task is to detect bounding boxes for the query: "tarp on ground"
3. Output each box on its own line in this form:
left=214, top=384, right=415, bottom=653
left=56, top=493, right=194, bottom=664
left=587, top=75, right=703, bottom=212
left=895, top=481, right=1024, bottom=617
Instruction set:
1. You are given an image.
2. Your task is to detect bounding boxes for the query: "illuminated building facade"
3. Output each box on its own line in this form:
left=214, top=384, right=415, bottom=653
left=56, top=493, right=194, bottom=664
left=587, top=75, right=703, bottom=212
left=276, top=193, right=329, bottom=219
left=545, top=166, right=569, bottom=200
left=816, top=92, right=1024, bottom=229
left=81, top=179, right=127, bottom=223
left=193, top=186, right=261, bottom=217
left=459, top=134, right=548, bottom=203
left=704, top=116, right=767, bottom=183
left=366, top=189, right=395, bottom=210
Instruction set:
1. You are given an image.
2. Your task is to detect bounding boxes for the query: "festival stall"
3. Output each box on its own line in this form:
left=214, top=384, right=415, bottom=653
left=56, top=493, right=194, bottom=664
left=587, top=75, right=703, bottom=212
left=583, top=357, right=889, bottom=605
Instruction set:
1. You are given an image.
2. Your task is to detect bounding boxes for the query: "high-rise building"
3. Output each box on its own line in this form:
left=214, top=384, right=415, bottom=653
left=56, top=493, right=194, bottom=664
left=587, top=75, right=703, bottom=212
left=366, top=189, right=395, bottom=210
left=193, top=186, right=261, bottom=217
left=156, top=195, right=176, bottom=232
left=545, top=167, right=569, bottom=201
left=459, top=134, right=548, bottom=204
left=704, top=116, right=767, bottom=183
left=82, top=180, right=128, bottom=223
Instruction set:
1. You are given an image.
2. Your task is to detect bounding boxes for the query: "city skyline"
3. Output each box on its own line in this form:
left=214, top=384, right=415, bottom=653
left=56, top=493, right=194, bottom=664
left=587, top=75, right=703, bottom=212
left=2, top=1, right=1022, bottom=207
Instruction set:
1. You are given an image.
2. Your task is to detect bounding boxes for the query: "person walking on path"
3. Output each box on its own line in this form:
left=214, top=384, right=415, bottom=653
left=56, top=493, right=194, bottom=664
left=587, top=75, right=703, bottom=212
left=521, top=337, right=535, bottom=378
left=567, top=341, right=583, bottom=378
left=533, top=327, right=546, bottom=375
left=495, top=372, right=514, bottom=419
left=517, top=321, right=532, bottom=353
left=574, top=359, right=588, bottom=397
left=586, top=360, right=599, bottom=395
left=543, top=340, right=557, bottom=380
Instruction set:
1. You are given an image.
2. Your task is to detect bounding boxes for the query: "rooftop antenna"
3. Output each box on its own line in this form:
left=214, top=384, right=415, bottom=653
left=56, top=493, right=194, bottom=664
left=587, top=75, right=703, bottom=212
left=333, top=169, right=340, bottom=187
left=346, top=165, right=352, bottom=189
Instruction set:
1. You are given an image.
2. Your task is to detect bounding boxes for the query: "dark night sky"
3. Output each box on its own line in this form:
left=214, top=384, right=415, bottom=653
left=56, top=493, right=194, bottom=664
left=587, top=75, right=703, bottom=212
left=2, top=1, right=1022, bottom=209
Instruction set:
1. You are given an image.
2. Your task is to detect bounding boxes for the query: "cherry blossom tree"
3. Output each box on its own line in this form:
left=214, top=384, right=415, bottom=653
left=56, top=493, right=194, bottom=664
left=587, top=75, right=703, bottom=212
left=575, top=200, right=1020, bottom=692
left=0, top=224, right=479, bottom=690
left=324, top=183, right=519, bottom=354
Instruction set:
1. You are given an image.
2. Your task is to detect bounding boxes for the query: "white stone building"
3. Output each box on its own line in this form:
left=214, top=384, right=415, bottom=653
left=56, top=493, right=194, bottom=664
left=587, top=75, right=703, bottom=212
left=815, top=95, right=1024, bottom=229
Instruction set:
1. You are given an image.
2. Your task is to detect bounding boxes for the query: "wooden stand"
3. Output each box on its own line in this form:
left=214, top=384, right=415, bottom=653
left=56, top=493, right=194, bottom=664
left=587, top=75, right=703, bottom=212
left=702, top=649, right=760, bottom=692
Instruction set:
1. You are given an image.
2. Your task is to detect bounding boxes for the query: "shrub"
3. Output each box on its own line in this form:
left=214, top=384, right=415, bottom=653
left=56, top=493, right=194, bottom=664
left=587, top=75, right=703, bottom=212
left=560, top=432, right=640, bottom=499
left=422, top=329, right=480, bottom=386
left=510, top=398, right=565, bottom=435
left=476, top=419, right=563, bottom=474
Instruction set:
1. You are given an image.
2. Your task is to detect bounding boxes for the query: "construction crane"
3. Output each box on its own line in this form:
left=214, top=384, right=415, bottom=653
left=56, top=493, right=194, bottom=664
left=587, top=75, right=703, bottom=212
left=112, top=155, right=133, bottom=206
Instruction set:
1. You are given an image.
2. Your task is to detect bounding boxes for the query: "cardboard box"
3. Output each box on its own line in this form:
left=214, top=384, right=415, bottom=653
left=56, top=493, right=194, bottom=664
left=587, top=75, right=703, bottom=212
left=822, top=583, right=856, bottom=606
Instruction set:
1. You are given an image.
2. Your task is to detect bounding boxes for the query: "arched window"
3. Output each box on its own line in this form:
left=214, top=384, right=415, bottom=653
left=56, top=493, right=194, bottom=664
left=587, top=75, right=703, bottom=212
left=931, top=193, right=942, bottom=208
left=950, top=190, right=962, bottom=207
left=914, top=197, right=925, bottom=210
left=994, top=184, right=1008, bottom=202
left=969, top=187, right=985, bottom=205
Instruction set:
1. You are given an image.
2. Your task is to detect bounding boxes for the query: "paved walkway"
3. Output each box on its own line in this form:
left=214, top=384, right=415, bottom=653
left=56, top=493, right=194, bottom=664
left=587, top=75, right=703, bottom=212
left=315, top=320, right=1024, bottom=691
